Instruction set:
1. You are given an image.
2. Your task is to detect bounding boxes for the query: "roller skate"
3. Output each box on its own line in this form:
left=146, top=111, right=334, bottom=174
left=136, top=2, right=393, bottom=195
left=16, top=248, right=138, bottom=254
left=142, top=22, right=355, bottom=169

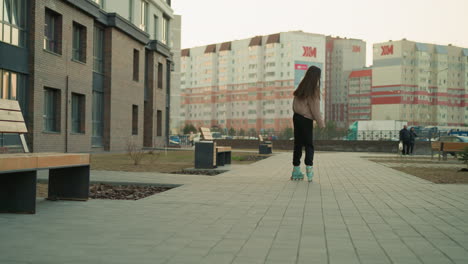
left=291, top=166, right=304, bottom=181
left=306, top=166, right=313, bottom=182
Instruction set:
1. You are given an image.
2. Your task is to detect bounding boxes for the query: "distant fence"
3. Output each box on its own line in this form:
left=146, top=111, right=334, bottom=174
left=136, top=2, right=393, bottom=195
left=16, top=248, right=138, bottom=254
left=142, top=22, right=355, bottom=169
left=174, top=129, right=443, bottom=142
left=215, top=139, right=432, bottom=155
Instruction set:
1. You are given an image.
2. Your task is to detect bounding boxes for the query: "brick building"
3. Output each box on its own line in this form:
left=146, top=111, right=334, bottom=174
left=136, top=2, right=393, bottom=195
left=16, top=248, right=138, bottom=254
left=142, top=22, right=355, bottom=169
left=0, top=0, right=177, bottom=152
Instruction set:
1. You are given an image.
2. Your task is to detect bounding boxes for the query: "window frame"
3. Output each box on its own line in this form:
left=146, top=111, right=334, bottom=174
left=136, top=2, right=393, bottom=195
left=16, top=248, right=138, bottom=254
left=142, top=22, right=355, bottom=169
left=132, top=105, right=138, bottom=135
left=71, top=93, right=85, bottom=134
left=43, top=87, right=61, bottom=133
left=72, top=21, right=87, bottom=63
left=44, top=8, right=62, bottom=54
left=133, top=49, right=139, bottom=81
left=93, top=25, right=104, bottom=73
left=156, top=110, right=162, bottom=136
left=161, top=15, right=169, bottom=45
left=157, top=62, right=163, bottom=89
left=0, top=0, right=27, bottom=47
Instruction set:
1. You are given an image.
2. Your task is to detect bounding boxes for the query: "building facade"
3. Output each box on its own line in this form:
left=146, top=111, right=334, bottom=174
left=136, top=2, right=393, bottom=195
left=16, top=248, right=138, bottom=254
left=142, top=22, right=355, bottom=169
left=347, top=68, right=372, bottom=124
left=169, top=15, right=182, bottom=134
left=372, top=40, right=468, bottom=126
left=180, top=31, right=365, bottom=134
left=325, top=37, right=367, bottom=128
left=0, top=0, right=177, bottom=152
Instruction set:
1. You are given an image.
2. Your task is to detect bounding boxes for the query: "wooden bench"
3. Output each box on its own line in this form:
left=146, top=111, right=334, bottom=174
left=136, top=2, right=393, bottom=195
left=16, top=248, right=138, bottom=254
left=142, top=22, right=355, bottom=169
left=0, top=99, right=90, bottom=214
left=431, top=141, right=468, bottom=160
left=194, top=127, right=232, bottom=168
left=441, top=142, right=468, bottom=160
left=431, top=141, right=442, bottom=160
left=258, top=135, right=272, bottom=154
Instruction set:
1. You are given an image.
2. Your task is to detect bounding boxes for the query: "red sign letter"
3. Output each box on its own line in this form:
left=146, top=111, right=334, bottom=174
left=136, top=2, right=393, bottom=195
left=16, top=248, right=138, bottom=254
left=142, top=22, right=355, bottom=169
left=302, top=47, right=317, bottom=58
left=381, top=45, right=394, bottom=56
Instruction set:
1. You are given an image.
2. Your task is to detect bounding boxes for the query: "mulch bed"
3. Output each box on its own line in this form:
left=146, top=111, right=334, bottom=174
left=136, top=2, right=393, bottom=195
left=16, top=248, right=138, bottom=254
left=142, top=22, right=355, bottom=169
left=170, top=170, right=225, bottom=176
left=37, top=183, right=173, bottom=200
left=390, top=167, right=468, bottom=184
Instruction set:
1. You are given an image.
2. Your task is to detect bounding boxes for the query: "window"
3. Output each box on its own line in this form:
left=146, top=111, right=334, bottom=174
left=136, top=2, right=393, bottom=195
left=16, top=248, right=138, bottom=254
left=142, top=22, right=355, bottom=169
left=132, top=105, right=138, bottom=135
left=92, top=90, right=104, bottom=146
left=72, top=22, right=86, bottom=62
left=157, top=62, right=163, bottom=88
left=133, top=49, right=139, bottom=81
left=0, top=0, right=26, bottom=47
left=0, top=69, right=26, bottom=113
left=161, top=15, right=169, bottom=45
left=156, top=110, right=162, bottom=136
left=44, top=8, right=62, bottom=54
left=43, top=88, right=60, bottom=132
left=71, top=93, right=85, bottom=133
left=128, top=0, right=134, bottom=22
left=140, top=1, right=148, bottom=31
left=93, top=25, right=104, bottom=73
left=153, top=15, right=158, bottom=40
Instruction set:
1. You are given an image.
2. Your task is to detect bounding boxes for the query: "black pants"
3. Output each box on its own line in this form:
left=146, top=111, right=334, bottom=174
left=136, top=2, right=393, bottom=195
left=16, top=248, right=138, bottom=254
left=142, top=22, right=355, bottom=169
left=293, top=113, right=314, bottom=166
left=402, top=141, right=411, bottom=155
left=409, top=142, right=415, bottom=154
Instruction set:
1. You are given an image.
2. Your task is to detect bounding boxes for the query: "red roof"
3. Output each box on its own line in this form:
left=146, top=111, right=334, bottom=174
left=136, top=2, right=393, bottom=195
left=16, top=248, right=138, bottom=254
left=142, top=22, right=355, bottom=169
left=349, top=69, right=372, bottom=79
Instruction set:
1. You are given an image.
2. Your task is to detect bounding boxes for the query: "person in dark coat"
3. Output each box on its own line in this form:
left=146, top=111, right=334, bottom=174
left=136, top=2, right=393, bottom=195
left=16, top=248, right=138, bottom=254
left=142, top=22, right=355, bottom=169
left=399, top=125, right=411, bottom=155
left=409, top=127, right=418, bottom=155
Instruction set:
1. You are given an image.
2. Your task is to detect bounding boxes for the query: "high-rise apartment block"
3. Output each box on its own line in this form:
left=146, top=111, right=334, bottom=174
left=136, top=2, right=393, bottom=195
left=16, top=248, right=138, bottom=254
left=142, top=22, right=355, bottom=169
left=372, top=40, right=468, bottom=126
left=325, top=37, right=367, bottom=128
left=180, top=31, right=366, bottom=133
left=0, top=0, right=178, bottom=152
left=347, top=69, right=372, bottom=124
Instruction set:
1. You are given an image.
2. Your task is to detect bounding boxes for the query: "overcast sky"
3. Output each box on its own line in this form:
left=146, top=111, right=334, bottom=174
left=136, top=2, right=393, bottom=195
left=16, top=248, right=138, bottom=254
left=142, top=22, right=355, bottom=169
left=172, top=0, right=468, bottom=66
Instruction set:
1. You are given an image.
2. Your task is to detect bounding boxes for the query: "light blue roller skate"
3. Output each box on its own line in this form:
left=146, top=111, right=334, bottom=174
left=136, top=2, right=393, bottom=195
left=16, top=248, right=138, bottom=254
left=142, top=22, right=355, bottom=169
left=306, top=166, right=313, bottom=182
left=291, top=166, right=304, bottom=181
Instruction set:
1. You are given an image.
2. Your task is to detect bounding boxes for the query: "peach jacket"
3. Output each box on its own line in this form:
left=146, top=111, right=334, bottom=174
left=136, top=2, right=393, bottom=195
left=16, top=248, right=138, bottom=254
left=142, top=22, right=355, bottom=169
left=292, top=96, right=325, bottom=128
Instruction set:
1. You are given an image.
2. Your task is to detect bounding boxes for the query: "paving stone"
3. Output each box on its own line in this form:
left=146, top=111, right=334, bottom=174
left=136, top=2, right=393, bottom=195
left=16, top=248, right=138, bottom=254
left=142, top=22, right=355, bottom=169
left=2, top=152, right=466, bottom=263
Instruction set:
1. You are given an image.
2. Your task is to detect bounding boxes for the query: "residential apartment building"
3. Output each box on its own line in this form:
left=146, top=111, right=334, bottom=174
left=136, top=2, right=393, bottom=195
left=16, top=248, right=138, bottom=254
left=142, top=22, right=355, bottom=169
left=347, top=68, right=372, bottom=124
left=0, top=0, right=177, bottom=152
left=325, top=37, right=367, bottom=128
left=180, top=31, right=365, bottom=133
left=372, top=40, right=468, bottom=126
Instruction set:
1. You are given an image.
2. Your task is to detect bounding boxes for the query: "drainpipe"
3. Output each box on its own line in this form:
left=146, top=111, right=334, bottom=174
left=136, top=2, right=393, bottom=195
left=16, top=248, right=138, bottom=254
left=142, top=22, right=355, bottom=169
left=65, top=75, right=69, bottom=153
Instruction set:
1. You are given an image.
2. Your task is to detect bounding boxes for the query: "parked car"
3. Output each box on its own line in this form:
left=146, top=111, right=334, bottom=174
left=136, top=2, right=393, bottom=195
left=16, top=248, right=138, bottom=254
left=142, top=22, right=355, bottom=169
left=169, top=135, right=181, bottom=146
left=436, top=136, right=468, bottom=143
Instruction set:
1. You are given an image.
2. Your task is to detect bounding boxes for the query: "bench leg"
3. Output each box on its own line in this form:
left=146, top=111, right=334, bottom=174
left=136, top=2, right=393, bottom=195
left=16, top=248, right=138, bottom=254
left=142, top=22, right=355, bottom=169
left=48, top=165, right=90, bottom=201
left=0, top=171, right=37, bottom=214
left=217, top=152, right=225, bottom=166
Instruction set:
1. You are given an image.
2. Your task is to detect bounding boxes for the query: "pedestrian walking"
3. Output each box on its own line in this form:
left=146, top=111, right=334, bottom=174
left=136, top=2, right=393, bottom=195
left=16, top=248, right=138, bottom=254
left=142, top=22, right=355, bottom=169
left=399, top=125, right=411, bottom=155
left=291, top=66, right=325, bottom=182
left=409, top=127, right=418, bottom=155
left=189, top=131, right=194, bottom=147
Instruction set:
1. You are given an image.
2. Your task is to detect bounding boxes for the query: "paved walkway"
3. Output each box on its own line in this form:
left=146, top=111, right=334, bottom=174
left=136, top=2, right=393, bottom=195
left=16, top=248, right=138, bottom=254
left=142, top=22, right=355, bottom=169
left=1, top=152, right=468, bottom=264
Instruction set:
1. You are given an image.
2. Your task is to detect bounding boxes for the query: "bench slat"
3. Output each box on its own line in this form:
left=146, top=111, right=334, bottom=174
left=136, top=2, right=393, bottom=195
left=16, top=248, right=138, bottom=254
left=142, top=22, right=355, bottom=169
left=0, top=153, right=90, bottom=172
left=0, top=109, right=24, bottom=122
left=0, top=99, right=22, bottom=111
left=0, top=120, right=28, bottom=133
left=216, top=146, right=231, bottom=152
left=199, top=127, right=214, bottom=141
left=443, top=142, right=468, bottom=152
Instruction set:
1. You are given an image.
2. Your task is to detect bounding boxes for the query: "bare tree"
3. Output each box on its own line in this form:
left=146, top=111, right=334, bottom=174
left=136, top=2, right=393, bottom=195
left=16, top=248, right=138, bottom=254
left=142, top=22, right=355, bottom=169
left=127, top=140, right=145, bottom=165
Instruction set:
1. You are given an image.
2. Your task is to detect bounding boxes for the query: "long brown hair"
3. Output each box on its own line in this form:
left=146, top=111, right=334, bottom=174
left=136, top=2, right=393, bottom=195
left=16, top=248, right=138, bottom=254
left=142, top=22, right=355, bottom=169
left=293, top=66, right=321, bottom=99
